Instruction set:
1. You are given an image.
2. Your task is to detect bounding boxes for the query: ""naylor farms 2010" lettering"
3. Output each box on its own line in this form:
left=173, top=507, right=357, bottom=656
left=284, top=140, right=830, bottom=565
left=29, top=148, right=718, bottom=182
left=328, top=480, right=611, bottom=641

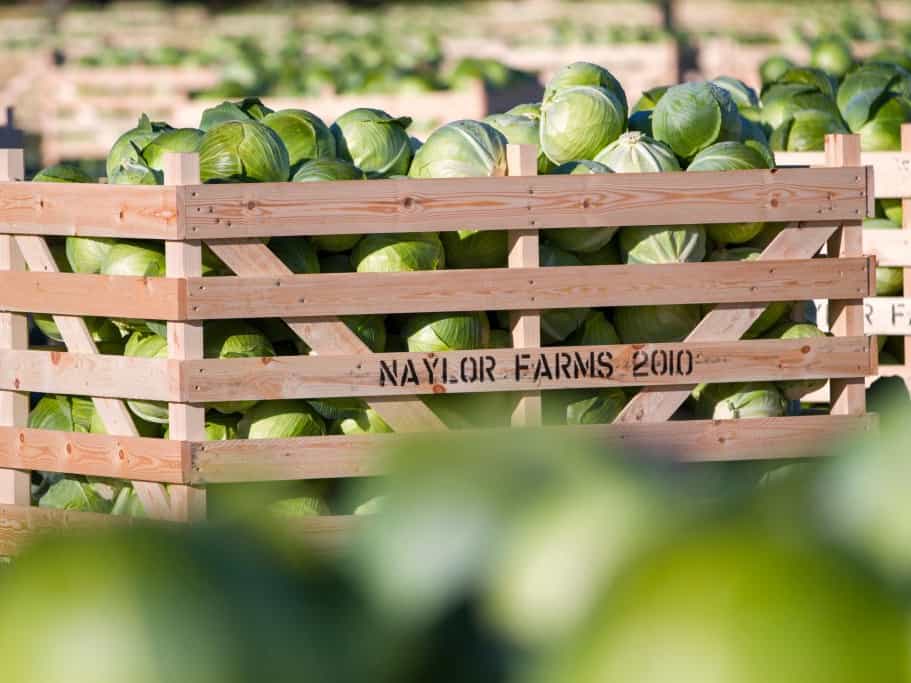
left=377, top=348, right=695, bottom=387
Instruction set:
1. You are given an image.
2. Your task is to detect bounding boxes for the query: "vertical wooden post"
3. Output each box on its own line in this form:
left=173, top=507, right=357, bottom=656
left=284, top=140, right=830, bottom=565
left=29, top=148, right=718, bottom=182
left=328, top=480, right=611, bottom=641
left=825, top=134, right=867, bottom=416
left=164, top=153, right=206, bottom=522
left=507, top=144, right=542, bottom=427
left=0, top=149, right=30, bottom=506
left=901, top=124, right=911, bottom=388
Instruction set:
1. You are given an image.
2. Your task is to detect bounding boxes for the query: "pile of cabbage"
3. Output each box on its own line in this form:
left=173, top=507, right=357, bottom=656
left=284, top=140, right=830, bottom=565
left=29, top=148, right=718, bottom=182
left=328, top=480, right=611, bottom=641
left=756, top=39, right=910, bottom=365
left=27, top=61, right=841, bottom=516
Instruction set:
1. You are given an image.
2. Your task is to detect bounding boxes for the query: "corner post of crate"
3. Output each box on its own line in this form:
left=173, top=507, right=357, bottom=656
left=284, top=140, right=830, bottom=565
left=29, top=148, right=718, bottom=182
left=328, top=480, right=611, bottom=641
left=0, top=148, right=30, bottom=506
left=164, top=152, right=206, bottom=522
left=824, top=134, right=867, bottom=416
left=901, top=124, right=911, bottom=388
left=506, top=143, right=541, bottom=427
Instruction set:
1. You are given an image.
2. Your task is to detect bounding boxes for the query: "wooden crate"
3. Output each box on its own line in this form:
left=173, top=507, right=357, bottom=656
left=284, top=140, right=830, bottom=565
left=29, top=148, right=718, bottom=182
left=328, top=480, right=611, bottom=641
left=0, top=135, right=876, bottom=554
left=778, top=125, right=911, bottom=395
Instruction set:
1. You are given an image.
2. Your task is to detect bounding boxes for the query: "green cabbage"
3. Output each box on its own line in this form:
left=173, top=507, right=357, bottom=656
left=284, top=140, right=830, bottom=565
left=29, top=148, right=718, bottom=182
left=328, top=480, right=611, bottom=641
left=652, top=82, right=742, bottom=160
left=440, top=230, right=507, bottom=269
left=837, top=64, right=911, bottom=151
left=269, top=237, right=319, bottom=274
left=262, top=109, right=336, bottom=171
left=238, top=400, right=326, bottom=439
left=759, top=55, right=795, bottom=86
left=711, top=76, right=759, bottom=109
left=331, top=108, right=413, bottom=177
left=32, top=164, right=94, bottom=183
left=543, top=62, right=628, bottom=115
left=199, top=120, right=290, bottom=183
left=336, top=409, right=393, bottom=435
left=402, top=312, right=490, bottom=352
left=770, top=109, right=850, bottom=152
left=106, top=114, right=172, bottom=178
left=697, top=382, right=786, bottom=419
left=484, top=112, right=554, bottom=174
left=632, top=85, right=669, bottom=112
left=123, top=331, right=169, bottom=424
left=352, top=232, right=444, bottom=272
left=619, top=225, right=706, bottom=264
left=568, top=310, right=621, bottom=346
left=540, top=84, right=626, bottom=165
left=409, top=119, right=508, bottom=178
left=565, top=388, right=628, bottom=425
left=614, top=304, right=701, bottom=343
left=141, top=128, right=204, bottom=174
left=811, top=35, right=855, bottom=79
left=199, top=97, right=274, bottom=131
left=542, top=160, right=616, bottom=253
left=594, top=131, right=680, bottom=172
left=760, top=84, right=842, bottom=131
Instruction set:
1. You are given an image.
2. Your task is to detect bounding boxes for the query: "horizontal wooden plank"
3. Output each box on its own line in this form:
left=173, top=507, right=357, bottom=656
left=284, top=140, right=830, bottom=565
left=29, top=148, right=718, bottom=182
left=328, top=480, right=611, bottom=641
left=0, top=183, right=179, bottom=239
left=0, top=270, right=184, bottom=319
left=186, top=256, right=872, bottom=319
left=0, top=350, right=175, bottom=400
left=776, top=151, right=911, bottom=198
left=181, top=167, right=869, bottom=239
left=0, top=427, right=187, bottom=484
left=863, top=230, right=911, bottom=267
left=189, top=414, right=875, bottom=483
left=812, top=298, right=911, bottom=336
left=183, top=336, right=873, bottom=402
left=0, top=503, right=150, bottom=556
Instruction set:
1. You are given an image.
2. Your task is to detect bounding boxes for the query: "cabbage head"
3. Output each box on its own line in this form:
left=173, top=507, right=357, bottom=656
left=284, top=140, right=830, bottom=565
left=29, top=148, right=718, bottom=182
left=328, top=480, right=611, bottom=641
left=763, top=321, right=828, bottom=400
left=687, top=141, right=770, bottom=245
left=877, top=198, right=903, bottom=226
left=440, top=230, right=507, bottom=269
left=106, top=114, right=173, bottom=178
left=632, top=85, right=668, bottom=112
left=109, top=159, right=158, bottom=185
left=506, top=102, right=542, bottom=119
left=199, top=120, right=290, bottom=183
left=760, top=55, right=795, bottom=86
left=774, top=67, right=837, bottom=99
left=760, top=84, right=842, bottom=131
left=770, top=110, right=850, bottom=152
left=238, top=400, right=326, bottom=439
left=262, top=109, right=336, bottom=171
left=619, top=225, right=706, bottom=264
left=33, top=314, right=121, bottom=345
left=697, top=382, right=786, bottom=419
left=141, top=128, right=204, bottom=175
left=409, top=119, right=507, bottom=178
left=484, top=112, right=554, bottom=174
left=614, top=304, right=701, bottom=343
left=33, top=164, right=93, bottom=183
left=652, top=82, right=741, bottom=160
left=542, top=160, right=617, bottom=253
left=268, top=494, right=330, bottom=518
left=565, top=388, right=628, bottom=425
left=837, top=64, right=911, bottom=150
left=594, top=131, right=680, bottom=172
left=488, top=328, right=512, bottom=348
left=199, top=97, right=274, bottom=131
left=331, top=108, right=413, bottom=177
left=269, top=237, right=319, bottom=274
left=402, top=311, right=490, bottom=352
left=540, top=84, right=626, bottom=165
left=352, top=232, right=444, bottom=272
left=123, top=331, right=169, bottom=424
left=39, top=478, right=112, bottom=513
left=28, top=395, right=76, bottom=432
left=711, top=76, right=759, bottom=109
left=865, top=218, right=904, bottom=295
left=543, top=62, right=628, bottom=116
left=540, top=244, right=590, bottom=343
left=567, top=311, right=620, bottom=346
left=811, top=35, right=855, bottom=79
left=100, top=241, right=165, bottom=277
left=336, top=409, right=392, bottom=435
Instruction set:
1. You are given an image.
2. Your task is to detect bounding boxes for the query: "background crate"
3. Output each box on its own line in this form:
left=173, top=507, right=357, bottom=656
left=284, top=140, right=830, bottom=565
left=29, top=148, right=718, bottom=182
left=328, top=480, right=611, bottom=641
left=0, top=135, right=875, bottom=554
left=777, top=124, right=911, bottom=397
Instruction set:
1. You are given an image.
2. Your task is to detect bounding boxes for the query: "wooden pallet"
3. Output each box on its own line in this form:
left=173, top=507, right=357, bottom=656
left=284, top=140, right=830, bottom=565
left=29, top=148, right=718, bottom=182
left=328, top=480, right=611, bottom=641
left=777, top=124, right=911, bottom=396
left=0, top=135, right=875, bottom=554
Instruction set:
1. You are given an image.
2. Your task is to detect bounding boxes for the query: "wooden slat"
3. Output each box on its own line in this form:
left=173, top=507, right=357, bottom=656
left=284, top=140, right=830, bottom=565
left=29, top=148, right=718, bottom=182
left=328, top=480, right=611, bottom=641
left=0, top=427, right=186, bottom=484
left=901, top=125, right=911, bottom=384
left=827, top=135, right=868, bottom=417
left=0, top=149, right=29, bottom=507
left=0, top=503, right=152, bottom=556
left=0, top=270, right=184, bottom=319
left=181, top=337, right=873, bottom=402
left=180, top=167, right=869, bottom=239
left=205, top=240, right=446, bottom=432
left=507, top=144, right=542, bottom=427
left=776, top=150, right=911, bottom=198
left=0, top=183, right=179, bottom=239
left=861, top=230, right=911, bottom=267
left=164, top=153, right=207, bottom=523
left=616, top=222, right=841, bottom=423
left=186, top=256, right=872, bottom=319
left=189, top=414, right=875, bottom=484
left=15, top=235, right=175, bottom=520
left=0, top=349, right=174, bottom=400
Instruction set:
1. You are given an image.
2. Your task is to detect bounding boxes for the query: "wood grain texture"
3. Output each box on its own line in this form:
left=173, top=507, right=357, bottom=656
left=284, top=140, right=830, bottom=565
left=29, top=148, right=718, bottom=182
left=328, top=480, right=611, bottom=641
left=616, top=223, right=840, bottom=423
left=861, top=230, right=911, bottom=267
left=0, top=183, right=179, bottom=239
left=181, top=167, right=868, bottom=239
left=0, top=268, right=183, bottom=319
left=0, top=503, right=160, bottom=556
left=15, top=235, right=174, bottom=520
left=189, top=414, right=875, bottom=484
left=181, top=337, right=874, bottom=402
left=206, top=240, right=446, bottom=432
left=186, top=256, right=871, bottom=319
left=0, top=151, right=30, bottom=506
left=0, top=349, right=175, bottom=400
left=826, top=134, right=867, bottom=417
left=507, top=143, right=542, bottom=428
left=901, top=124, right=911, bottom=384
left=0, top=427, right=187, bottom=483
left=776, top=150, right=911, bottom=199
